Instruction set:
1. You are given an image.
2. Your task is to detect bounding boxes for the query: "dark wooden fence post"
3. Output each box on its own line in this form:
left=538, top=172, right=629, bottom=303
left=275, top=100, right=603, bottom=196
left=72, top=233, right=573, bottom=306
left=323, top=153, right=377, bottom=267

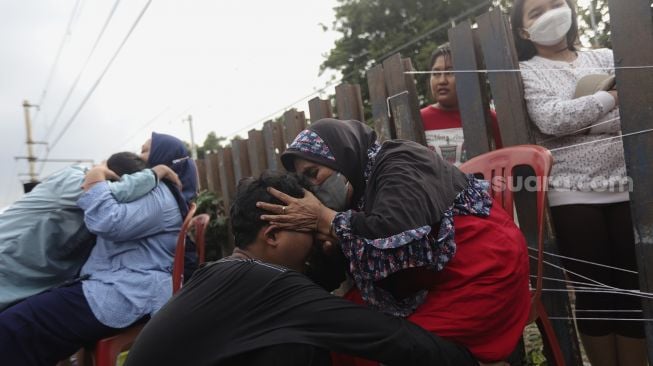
left=608, top=0, right=653, bottom=360
left=477, top=9, right=582, bottom=365
left=231, top=138, right=251, bottom=183
left=218, top=146, right=236, bottom=252
left=263, top=120, right=285, bottom=171
left=308, top=97, right=333, bottom=121
left=449, top=22, right=494, bottom=158
left=205, top=152, right=222, bottom=197
left=476, top=10, right=534, bottom=147
left=248, top=129, right=267, bottom=177
left=334, top=83, right=365, bottom=122
left=382, top=53, right=426, bottom=145
left=367, top=64, right=394, bottom=142
left=401, top=58, right=426, bottom=141
left=282, top=109, right=307, bottom=148
left=195, top=159, right=208, bottom=191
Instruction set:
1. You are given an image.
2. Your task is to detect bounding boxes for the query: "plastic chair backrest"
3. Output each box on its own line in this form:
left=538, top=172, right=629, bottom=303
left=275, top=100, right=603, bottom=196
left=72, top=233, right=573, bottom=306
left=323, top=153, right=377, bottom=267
left=172, top=209, right=210, bottom=294
left=460, top=145, right=566, bottom=365
left=459, top=145, right=552, bottom=317
left=192, top=213, right=209, bottom=264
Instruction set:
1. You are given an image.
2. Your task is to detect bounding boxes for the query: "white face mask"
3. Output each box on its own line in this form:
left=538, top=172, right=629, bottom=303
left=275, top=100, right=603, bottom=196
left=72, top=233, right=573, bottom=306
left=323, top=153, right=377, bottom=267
left=525, top=5, right=572, bottom=46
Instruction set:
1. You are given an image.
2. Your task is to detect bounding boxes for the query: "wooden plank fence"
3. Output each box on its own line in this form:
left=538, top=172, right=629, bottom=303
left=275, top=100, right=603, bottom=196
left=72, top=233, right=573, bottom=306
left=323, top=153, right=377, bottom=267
left=194, top=3, right=652, bottom=363
left=608, top=0, right=653, bottom=363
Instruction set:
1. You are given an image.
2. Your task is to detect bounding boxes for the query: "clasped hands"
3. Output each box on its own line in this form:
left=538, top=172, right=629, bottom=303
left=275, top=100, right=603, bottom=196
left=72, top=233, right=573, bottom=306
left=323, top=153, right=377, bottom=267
left=81, top=163, right=182, bottom=191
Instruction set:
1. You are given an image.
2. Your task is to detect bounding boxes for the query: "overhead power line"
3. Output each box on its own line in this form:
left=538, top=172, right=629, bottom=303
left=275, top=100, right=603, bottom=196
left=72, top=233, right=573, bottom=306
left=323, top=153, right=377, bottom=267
left=43, top=0, right=122, bottom=142
left=32, top=0, right=84, bottom=125
left=40, top=0, right=153, bottom=175
left=116, top=106, right=172, bottom=150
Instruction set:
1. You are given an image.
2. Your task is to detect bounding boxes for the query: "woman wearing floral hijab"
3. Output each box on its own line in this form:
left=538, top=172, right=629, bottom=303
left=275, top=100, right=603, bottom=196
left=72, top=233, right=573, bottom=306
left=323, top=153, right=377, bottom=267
left=259, top=118, right=530, bottom=363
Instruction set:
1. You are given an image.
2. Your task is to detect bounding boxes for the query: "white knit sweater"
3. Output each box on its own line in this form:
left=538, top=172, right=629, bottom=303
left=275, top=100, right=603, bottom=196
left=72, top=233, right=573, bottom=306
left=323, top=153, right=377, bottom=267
left=520, top=48, right=629, bottom=204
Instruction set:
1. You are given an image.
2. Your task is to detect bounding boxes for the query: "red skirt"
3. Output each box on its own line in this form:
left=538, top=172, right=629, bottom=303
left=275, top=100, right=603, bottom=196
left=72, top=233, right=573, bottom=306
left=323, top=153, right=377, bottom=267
left=332, top=205, right=531, bottom=363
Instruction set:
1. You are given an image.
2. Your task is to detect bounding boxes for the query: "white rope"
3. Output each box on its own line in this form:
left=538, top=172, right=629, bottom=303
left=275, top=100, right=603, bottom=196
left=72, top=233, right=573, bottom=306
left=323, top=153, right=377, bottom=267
left=538, top=117, right=621, bottom=143
left=570, top=287, right=653, bottom=298
left=531, top=275, right=612, bottom=289
left=574, top=309, right=642, bottom=313
left=532, top=258, right=653, bottom=299
left=540, top=288, right=653, bottom=299
left=532, top=254, right=623, bottom=291
left=548, top=317, right=652, bottom=321
left=405, top=65, right=653, bottom=75
left=549, top=128, right=653, bottom=152
left=529, top=247, right=639, bottom=275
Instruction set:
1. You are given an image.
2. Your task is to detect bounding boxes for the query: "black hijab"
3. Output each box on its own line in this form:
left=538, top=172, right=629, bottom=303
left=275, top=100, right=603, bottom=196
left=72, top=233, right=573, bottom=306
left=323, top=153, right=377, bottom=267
left=282, top=119, right=469, bottom=237
left=281, top=118, right=376, bottom=205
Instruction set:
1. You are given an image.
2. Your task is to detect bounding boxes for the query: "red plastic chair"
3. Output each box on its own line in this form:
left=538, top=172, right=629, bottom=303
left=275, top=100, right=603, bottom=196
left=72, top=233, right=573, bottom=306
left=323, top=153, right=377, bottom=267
left=92, top=203, right=209, bottom=366
left=172, top=212, right=210, bottom=293
left=459, top=145, right=564, bottom=366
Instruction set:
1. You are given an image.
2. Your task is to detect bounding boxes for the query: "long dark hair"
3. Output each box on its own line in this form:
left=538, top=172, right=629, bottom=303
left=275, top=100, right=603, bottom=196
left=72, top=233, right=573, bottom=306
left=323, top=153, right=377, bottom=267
left=510, top=0, right=579, bottom=61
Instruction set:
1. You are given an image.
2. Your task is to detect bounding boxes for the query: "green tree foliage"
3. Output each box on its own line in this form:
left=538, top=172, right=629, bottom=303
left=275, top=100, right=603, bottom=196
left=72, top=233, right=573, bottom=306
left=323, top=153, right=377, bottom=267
left=575, top=0, right=611, bottom=48
left=322, top=0, right=629, bottom=113
left=321, top=0, right=493, bottom=112
left=196, top=131, right=226, bottom=159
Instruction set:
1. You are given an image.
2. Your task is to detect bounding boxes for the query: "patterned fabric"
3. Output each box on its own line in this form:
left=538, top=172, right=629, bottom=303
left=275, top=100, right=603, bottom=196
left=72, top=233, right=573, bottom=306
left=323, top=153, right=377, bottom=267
left=287, top=130, right=336, bottom=162
left=333, top=175, right=492, bottom=317
left=356, top=141, right=381, bottom=210
left=520, top=49, right=628, bottom=195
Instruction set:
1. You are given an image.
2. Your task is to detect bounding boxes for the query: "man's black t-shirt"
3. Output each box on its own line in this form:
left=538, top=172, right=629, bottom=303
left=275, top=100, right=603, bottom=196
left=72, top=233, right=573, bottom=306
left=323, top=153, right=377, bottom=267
left=125, top=258, right=476, bottom=366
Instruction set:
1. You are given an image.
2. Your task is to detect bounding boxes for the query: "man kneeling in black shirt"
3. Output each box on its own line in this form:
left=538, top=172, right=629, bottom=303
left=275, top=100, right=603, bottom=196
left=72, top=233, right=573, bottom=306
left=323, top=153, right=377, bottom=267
left=125, top=171, right=477, bottom=366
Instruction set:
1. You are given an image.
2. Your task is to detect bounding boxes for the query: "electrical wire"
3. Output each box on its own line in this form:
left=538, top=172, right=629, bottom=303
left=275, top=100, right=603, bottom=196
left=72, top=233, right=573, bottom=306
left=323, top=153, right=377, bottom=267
left=32, top=0, right=84, bottom=125
left=39, top=0, right=153, bottom=175
left=42, top=0, right=122, bottom=143
left=116, top=106, right=172, bottom=150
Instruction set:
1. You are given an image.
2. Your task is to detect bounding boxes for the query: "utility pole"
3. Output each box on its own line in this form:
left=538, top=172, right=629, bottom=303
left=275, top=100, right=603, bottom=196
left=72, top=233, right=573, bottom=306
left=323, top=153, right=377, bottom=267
left=22, top=100, right=39, bottom=190
left=183, top=114, right=198, bottom=160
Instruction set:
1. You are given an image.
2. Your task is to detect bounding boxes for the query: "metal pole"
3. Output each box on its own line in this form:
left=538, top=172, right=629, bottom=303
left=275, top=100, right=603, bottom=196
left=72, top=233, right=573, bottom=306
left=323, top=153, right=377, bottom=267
left=184, top=115, right=198, bottom=160
left=22, top=100, right=38, bottom=183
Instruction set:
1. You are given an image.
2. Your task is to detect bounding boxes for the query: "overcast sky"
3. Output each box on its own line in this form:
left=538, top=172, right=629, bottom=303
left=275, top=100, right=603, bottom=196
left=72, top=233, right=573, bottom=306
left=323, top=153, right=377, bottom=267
left=0, top=0, right=340, bottom=207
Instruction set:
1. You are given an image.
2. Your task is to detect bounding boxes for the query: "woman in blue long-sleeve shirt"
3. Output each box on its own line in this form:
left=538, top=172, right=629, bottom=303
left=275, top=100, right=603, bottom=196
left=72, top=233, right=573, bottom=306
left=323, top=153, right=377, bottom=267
left=0, top=132, right=198, bottom=365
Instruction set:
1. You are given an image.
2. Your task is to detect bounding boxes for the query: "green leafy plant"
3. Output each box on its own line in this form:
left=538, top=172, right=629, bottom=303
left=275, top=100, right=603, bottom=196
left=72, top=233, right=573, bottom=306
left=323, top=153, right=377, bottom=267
left=194, top=190, right=229, bottom=261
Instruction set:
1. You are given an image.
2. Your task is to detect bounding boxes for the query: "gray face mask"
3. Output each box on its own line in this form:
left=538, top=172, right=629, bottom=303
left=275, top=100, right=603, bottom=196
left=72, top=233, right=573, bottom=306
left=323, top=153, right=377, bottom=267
left=314, top=172, right=350, bottom=212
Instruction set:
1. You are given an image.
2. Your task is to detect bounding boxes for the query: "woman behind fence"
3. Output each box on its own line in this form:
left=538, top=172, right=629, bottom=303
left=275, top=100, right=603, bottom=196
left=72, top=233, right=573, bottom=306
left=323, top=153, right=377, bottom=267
left=420, top=45, right=502, bottom=165
left=258, top=118, right=531, bottom=364
left=510, top=0, right=646, bottom=364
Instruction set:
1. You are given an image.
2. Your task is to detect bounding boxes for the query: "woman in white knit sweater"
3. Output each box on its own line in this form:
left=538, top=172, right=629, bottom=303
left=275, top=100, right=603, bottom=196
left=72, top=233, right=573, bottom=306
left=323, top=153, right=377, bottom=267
left=511, top=0, right=646, bottom=365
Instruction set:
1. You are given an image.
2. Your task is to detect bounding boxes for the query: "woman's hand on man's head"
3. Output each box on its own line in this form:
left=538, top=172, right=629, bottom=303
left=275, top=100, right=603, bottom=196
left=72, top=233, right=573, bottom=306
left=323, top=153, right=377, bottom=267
left=258, top=187, right=337, bottom=236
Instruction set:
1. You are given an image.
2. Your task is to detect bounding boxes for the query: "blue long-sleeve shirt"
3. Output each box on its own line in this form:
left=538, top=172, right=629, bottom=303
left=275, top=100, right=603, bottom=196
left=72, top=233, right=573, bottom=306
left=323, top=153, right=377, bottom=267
left=0, top=166, right=157, bottom=311
left=77, top=181, right=182, bottom=328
